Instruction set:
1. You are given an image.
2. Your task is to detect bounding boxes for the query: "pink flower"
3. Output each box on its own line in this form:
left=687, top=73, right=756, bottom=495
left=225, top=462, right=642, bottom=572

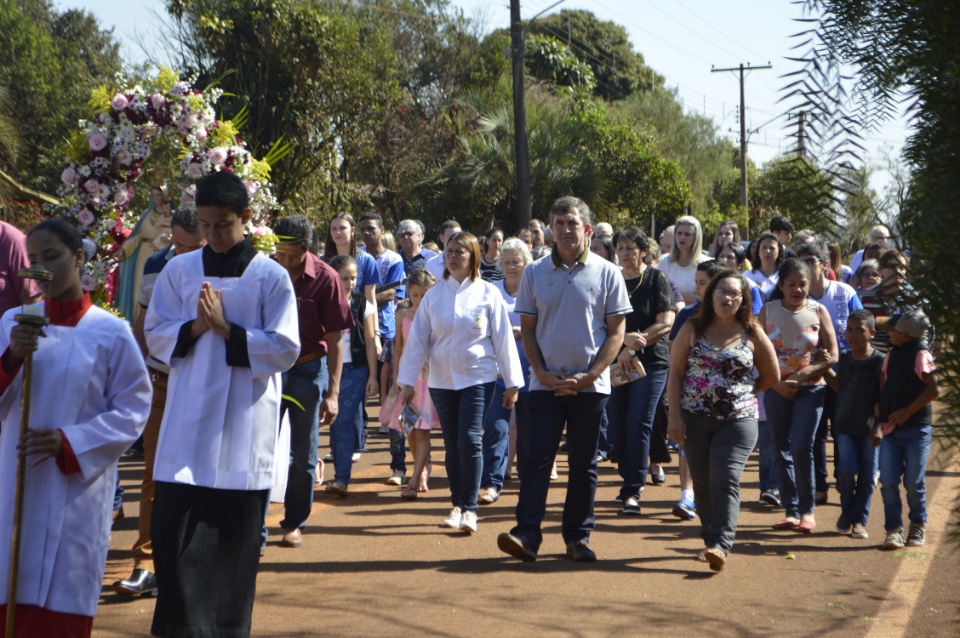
left=61, top=166, right=76, bottom=185
left=243, top=180, right=259, bottom=197
left=80, top=272, right=97, bottom=292
left=208, top=148, right=227, bottom=165
left=194, top=128, right=208, bottom=142
left=186, top=162, right=204, bottom=179
left=89, top=132, right=108, bottom=152
left=78, top=209, right=96, bottom=226
left=111, top=93, right=129, bottom=110
left=150, top=93, right=166, bottom=110
left=83, top=179, right=99, bottom=194
left=116, top=149, right=132, bottom=166
left=114, top=189, right=130, bottom=206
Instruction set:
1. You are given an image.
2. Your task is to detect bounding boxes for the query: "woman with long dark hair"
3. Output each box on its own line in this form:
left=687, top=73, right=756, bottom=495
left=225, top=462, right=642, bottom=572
left=760, top=258, right=838, bottom=533
left=668, top=271, right=779, bottom=571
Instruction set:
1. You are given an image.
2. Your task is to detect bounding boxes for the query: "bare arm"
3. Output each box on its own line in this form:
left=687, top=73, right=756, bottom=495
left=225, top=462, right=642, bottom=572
left=887, top=370, right=939, bottom=426
left=639, top=310, right=675, bottom=347
left=322, top=331, right=342, bottom=426
left=750, top=327, right=781, bottom=392
left=363, top=283, right=376, bottom=314
left=363, top=313, right=379, bottom=395
left=666, top=320, right=694, bottom=443
left=376, top=288, right=396, bottom=306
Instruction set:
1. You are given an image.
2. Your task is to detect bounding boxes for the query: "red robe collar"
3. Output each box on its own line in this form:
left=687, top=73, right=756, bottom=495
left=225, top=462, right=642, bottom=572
left=45, top=293, right=93, bottom=327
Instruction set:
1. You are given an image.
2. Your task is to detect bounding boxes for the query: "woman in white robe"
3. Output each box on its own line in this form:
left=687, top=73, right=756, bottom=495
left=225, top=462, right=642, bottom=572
left=0, top=219, right=152, bottom=637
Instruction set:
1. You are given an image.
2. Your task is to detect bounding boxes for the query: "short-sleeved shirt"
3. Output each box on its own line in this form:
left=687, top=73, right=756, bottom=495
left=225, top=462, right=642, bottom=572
left=0, top=221, right=38, bottom=315
left=623, top=267, right=674, bottom=370
left=353, top=250, right=381, bottom=296
left=516, top=246, right=632, bottom=394
left=670, top=301, right=700, bottom=341
left=140, top=244, right=177, bottom=373
left=809, top=279, right=863, bottom=350
left=657, top=255, right=699, bottom=299
left=494, top=278, right=530, bottom=393
left=744, top=268, right=778, bottom=301
left=360, top=246, right=404, bottom=339
left=282, top=252, right=354, bottom=356
left=398, top=247, right=437, bottom=299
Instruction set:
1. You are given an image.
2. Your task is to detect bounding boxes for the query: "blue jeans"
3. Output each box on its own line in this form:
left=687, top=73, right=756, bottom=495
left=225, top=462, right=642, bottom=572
left=330, top=365, right=369, bottom=485
left=280, top=356, right=328, bottom=530
left=766, top=385, right=825, bottom=518
left=681, top=411, right=758, bottom=555
left=513, top=393, right=531, bottom=478
left=511, top=391, right=608, bottom=552
left=879, top=424, right=931, bottom=531
left=814, top=386, right=837, bottom=492
left=606, top=368, right=668, bottom=500
left=836, top=433, right=879, bottom=526
left=430, top=383, right=495, bottom=513
left=481, top=384, right=511, bottom=491
left=389, top=430, right=406, bottom=473
left=597, top=409, right=610, bottom=460
left=757, top=420, right=777, bottom=492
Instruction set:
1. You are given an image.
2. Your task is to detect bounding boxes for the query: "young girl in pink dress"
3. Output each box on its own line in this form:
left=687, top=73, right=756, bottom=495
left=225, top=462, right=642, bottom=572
left=379, top=269, right=439, bottom=498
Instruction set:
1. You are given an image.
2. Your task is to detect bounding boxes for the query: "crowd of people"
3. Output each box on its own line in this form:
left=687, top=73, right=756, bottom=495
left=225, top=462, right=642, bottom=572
left=0, top=174, right=942, bottom=637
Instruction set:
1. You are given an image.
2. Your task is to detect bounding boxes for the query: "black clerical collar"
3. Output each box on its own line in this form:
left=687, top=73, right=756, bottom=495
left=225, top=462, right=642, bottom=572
left=202, top=237, right=258, bottom=278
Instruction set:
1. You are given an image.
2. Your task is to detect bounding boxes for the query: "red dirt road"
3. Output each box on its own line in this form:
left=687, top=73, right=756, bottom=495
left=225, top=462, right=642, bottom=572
left=95, top=426, right=959, bottom=637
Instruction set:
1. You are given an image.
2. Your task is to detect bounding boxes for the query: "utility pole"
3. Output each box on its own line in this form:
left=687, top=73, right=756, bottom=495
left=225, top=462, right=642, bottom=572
left=711, top=62, right=772, bottom=238
left=510, top=0, right=532, bottom=228
left=797, top=111, right=806, bottom=158
left=509, top=0, right=565, bottom=230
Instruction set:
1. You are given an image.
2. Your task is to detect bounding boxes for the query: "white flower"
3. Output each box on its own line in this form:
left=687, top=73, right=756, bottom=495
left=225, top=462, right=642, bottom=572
left=194, top=128, right=208, bottom=142
left=243, top=180, right=259, bottom=197
left=78, top=209, right=96, bottom=226
left=61, top=166, right=76, bottom=185
left=112, top=93, right=129, bottom=110
left=116, top=150, right=133, bottom=166
left=114, top=189, right=130, bottom=206
left=78, top=165, right=91, bottom=177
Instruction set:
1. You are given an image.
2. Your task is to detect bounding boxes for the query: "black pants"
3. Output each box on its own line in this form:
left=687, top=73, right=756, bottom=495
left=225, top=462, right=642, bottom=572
left=151, top=482, right=269, bottom=638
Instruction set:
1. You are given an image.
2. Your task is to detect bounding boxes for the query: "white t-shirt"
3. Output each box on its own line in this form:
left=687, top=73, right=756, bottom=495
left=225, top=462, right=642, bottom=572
left=341, top=303, right=376, bottom=365
left=657, top=255, right=699, bottom=299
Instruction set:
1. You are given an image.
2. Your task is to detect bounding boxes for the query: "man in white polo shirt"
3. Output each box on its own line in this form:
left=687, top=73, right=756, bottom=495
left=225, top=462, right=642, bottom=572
left=497, top=196, right=631, bottom=563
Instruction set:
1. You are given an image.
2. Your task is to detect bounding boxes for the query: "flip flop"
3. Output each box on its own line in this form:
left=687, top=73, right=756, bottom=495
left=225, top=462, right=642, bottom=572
left=774, top=518, right=800, bottom=530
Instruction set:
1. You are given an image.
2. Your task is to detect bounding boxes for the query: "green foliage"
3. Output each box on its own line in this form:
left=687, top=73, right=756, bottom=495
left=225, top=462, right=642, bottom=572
left=168, top=0, right=406, bottom=212
left=613, top=88, right=737, bottom=225
left=528, top=9, right=663, bottom=101
left=784, top=0, right=960, bottom=537
left=0, top=0, right=121, bottom=193
left=753, top=154, right=836, bottom=236
left=524, top=34, right=595, bottom=93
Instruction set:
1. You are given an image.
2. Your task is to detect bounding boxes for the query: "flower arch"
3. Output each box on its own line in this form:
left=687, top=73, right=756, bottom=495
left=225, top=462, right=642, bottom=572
left=55, top=67, right=280, bottom=299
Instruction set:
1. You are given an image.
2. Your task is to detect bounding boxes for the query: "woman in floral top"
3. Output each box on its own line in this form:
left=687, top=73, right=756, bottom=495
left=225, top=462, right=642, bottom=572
left=668, top=270, right=779, bottom=572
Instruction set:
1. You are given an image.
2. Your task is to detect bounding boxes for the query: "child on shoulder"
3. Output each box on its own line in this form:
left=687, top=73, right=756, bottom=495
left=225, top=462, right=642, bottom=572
left=876, top=310, right=939, bottom=550
left=823, top=309, right=885, bottom=539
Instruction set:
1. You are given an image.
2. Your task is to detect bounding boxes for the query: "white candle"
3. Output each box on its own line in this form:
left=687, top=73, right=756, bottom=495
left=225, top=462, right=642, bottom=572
left=21, top=302, right=44, bottom=317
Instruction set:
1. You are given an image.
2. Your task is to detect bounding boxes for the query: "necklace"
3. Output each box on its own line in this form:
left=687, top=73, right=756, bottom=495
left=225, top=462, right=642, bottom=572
left=624, top=269, right=645, bottom=296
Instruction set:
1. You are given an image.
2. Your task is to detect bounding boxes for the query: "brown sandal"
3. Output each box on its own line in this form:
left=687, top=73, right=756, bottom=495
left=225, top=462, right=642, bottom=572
left=400, top=486, right=418, bottom=499
left=703, top=547, right=726, bottom=572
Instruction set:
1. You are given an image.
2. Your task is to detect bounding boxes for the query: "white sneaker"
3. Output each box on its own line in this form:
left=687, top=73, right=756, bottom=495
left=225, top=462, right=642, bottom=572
left=386, top=469, right=405, bottom=486
left=459, top=510, right=478, bottom=533
left=441, top=507, right=462, bottom=529
left=351, top=452, right=362, bottom=463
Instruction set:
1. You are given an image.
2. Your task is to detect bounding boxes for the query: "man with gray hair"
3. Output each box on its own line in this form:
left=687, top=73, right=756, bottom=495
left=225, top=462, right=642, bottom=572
left=594, top=222, right=613, bottom=239
left=658, top=225, right=674, bottom=257
left=396, top=219, right=437, bottom=281
left=498, top=196, right=631, bottom=563
left=849, top=224, right=893, bottom=273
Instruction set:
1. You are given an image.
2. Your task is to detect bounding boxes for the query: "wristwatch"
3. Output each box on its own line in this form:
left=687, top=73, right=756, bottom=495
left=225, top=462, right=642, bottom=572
left=626, top=347, right=637, bottom=356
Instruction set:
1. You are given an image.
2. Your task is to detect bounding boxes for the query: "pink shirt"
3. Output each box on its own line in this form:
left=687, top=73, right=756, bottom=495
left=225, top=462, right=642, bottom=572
left=0, top=221, right=39, bottom=314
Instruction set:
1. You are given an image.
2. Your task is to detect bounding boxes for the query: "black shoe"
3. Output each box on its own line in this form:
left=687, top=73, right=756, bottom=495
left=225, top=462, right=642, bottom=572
left=566, top=538, right=597, bottom=562
left=497, top=532, right=538, bottom=562
left=112, top=569, right=158, bottom=597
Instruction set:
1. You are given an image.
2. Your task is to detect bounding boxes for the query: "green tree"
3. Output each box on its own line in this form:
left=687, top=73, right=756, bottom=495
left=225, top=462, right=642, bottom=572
left=166, top=0, right=405, bottom=212
left=614, top=87, right=737, bottom=224
left=784, top=0, right=960, bottom=536
left=528, top=9, right=663, bottom=101
left=0, top=0, right=121, bottom=192
left=753, top=154, right=836, bottom=236
left=524, top=34, right=595, bottom=93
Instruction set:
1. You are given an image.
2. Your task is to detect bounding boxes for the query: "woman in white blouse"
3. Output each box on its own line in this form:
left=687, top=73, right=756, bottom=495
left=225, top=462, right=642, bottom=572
left=657, top=215, right=708, bottom=305
left=397, top=232, right=524, bottom=534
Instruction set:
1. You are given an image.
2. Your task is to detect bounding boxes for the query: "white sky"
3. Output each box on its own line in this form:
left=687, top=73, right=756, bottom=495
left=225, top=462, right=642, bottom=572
left=57, top=0, right=909, bottom=191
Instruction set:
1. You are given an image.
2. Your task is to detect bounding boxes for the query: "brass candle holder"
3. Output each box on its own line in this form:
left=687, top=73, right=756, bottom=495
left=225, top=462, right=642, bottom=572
left=5, top=267, right=52, bottom=636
